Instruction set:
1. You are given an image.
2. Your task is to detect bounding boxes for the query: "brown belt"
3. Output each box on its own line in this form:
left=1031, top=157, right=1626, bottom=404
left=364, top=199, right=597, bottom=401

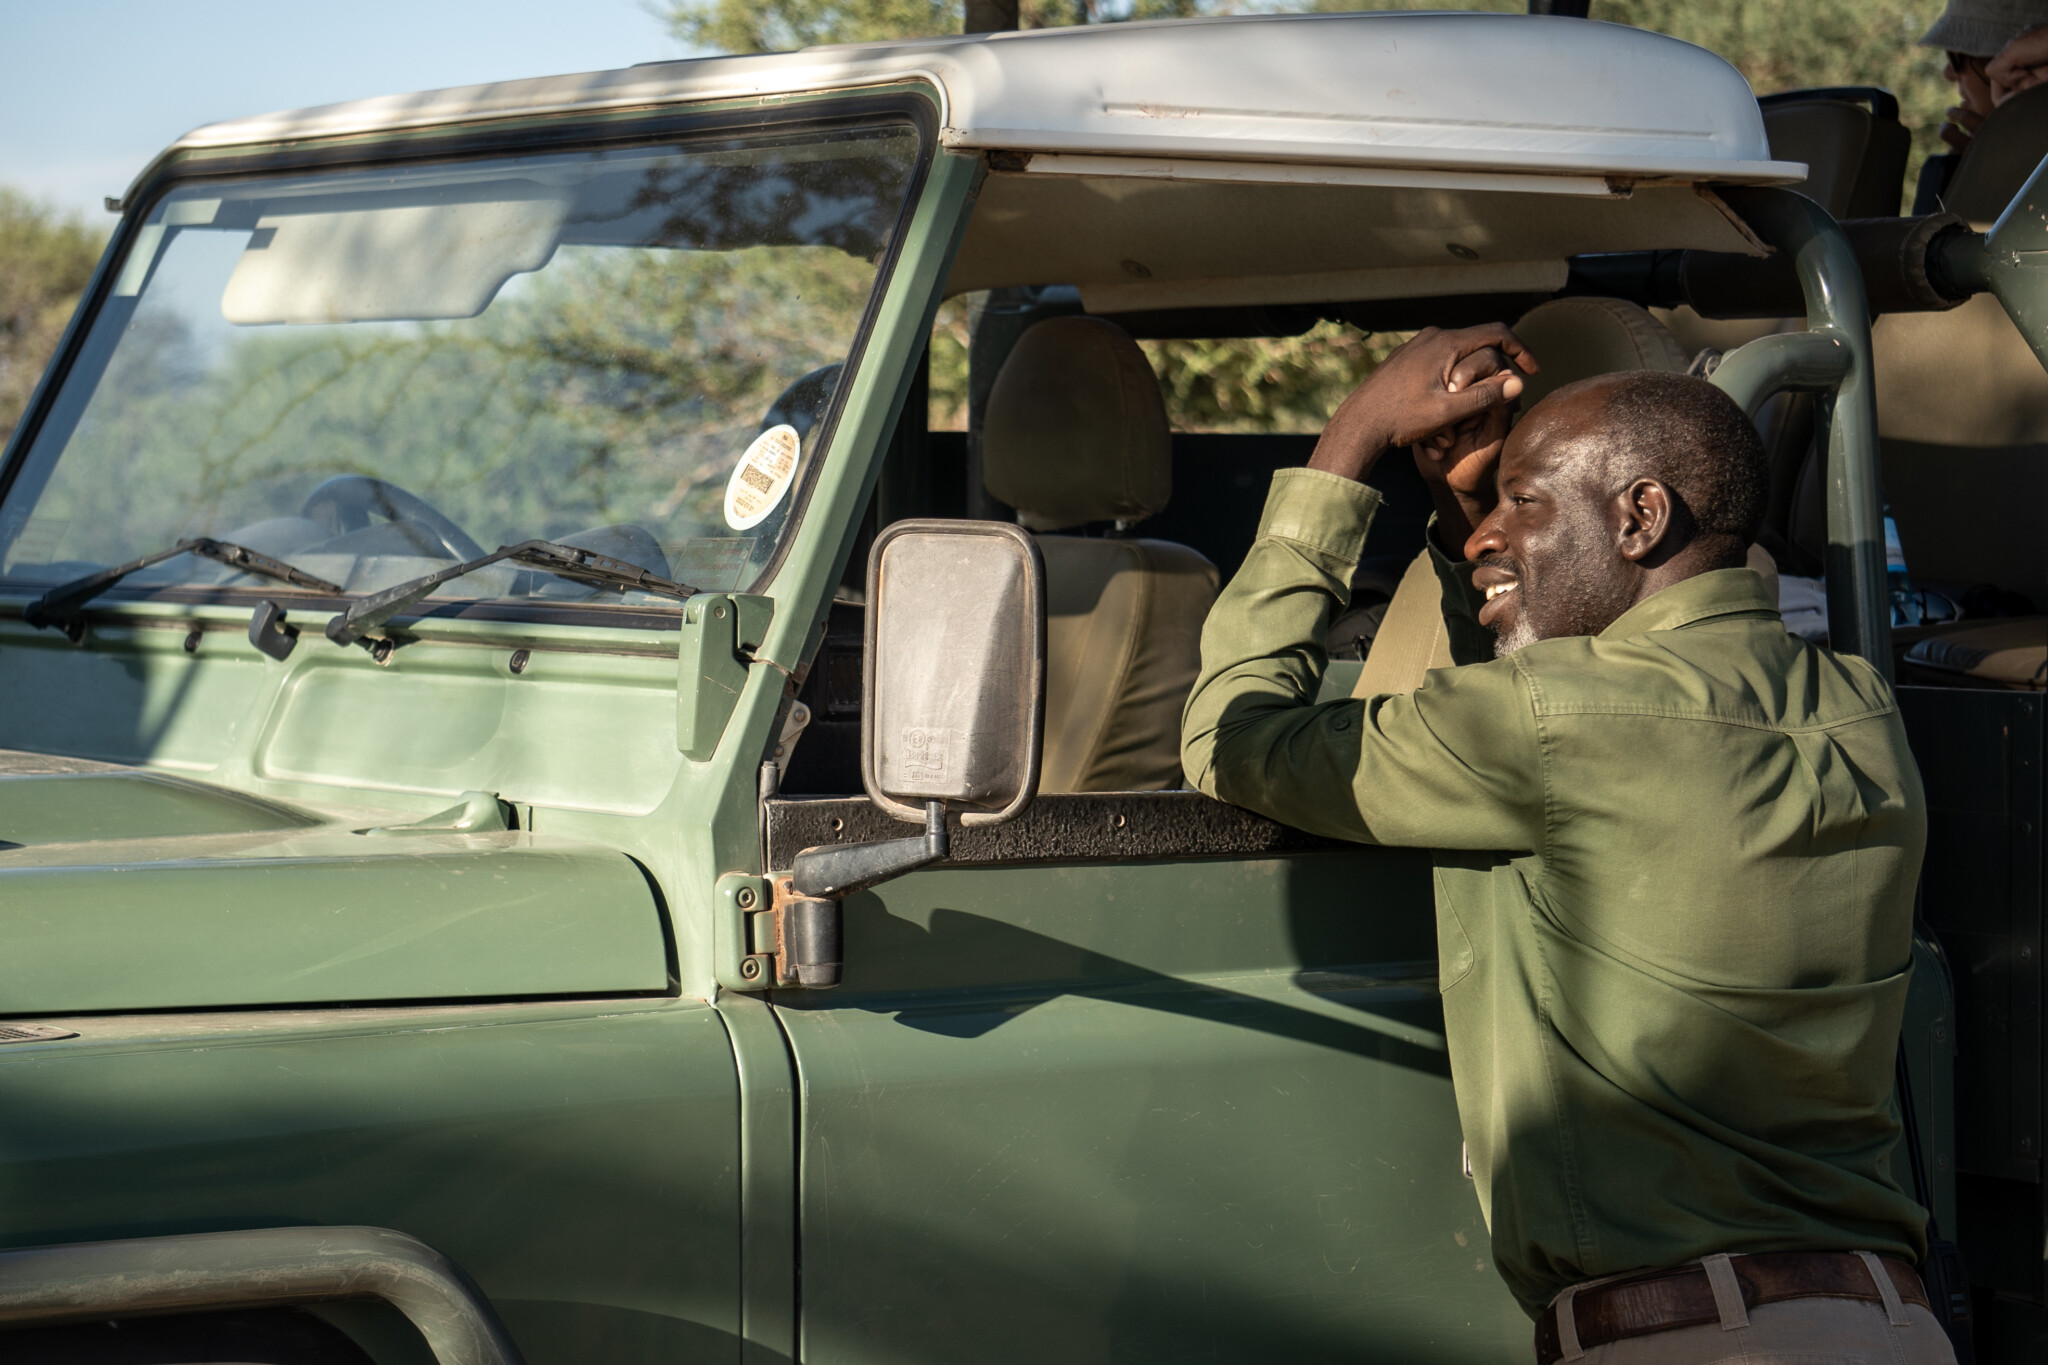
left=1533, top=1251, right=1930, bottom=1364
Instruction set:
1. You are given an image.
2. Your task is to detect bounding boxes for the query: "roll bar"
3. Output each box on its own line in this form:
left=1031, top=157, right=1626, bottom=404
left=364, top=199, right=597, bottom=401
left=0, top=1225, right=524, bottom=1365
left=1710, top=188, right=1889, bottom=674
left=1705, top=156, right=2048, bottom=679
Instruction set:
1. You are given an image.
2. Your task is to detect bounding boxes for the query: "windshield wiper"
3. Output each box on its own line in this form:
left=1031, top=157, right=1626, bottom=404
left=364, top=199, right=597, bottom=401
left=23, top=538, right=346, bottom=635
left=326, top=538, right=697, bottom=650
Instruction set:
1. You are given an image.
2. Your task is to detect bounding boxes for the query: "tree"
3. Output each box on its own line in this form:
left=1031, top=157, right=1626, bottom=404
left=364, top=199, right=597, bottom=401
left=662, top=0, right=1206, bottom=52
left=0, top=192, right=106, bottom=444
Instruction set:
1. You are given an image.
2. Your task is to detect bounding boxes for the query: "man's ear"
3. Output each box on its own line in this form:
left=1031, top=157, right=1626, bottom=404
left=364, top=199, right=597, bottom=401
left=1613, top=478, right=1676, bottom=563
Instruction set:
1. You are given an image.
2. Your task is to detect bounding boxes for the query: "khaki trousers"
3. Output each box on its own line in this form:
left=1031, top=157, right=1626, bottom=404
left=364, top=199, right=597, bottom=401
left=1544, top=1253, right=1960, bottom=1364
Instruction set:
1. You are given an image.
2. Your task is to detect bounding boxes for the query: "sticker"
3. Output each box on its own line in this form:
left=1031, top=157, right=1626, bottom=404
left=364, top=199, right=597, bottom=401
left=723, top=424, right=801, bottom=531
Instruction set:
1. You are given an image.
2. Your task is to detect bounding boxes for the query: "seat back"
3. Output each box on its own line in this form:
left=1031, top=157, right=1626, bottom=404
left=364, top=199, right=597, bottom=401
left=1930, top=80, right=2048, bottom=225
left=1871, top=295, right=2048, bottom=612
left=1758, top=88, right=1911, bottom=219
left=1661, top=88, right=1914, bottom=541
left=983, top=316, right=1219, bottom=792
left=1871, top=80, right=2048, bottom=614
left=1353, top=298, right=1694, bottom=699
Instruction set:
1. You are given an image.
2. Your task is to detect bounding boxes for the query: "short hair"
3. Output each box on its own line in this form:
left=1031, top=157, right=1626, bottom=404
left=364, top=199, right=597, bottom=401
left=1594, top=371, right=1769, bottom=542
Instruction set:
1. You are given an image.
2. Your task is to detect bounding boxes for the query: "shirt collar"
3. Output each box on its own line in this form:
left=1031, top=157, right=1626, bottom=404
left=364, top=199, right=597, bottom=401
left=1598, top=567, right=1781, bottom=640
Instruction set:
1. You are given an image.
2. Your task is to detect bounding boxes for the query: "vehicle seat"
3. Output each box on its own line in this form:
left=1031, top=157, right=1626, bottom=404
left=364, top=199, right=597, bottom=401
left=1758, top=89, right=1910, bottom=219
left=1866, top=81, right=2048, bottom=621
left=1918, top=80, right=2048, bottom=221
left=1352, top=298, right=1699, bottom=698
left=1661, top=89, right=1913, bottom=365
left=983, top=316, right=1219, bottom=792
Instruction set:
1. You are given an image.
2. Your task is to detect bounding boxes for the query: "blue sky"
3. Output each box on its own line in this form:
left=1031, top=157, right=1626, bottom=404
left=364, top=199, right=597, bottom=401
left=1, top=0, right=698, bottom=221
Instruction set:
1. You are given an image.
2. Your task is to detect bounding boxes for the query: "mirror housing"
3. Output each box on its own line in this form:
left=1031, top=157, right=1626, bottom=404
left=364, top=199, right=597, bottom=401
left=783, top=520, right=1045, bottom=922
left=863, top=518, right=1046, bottom=827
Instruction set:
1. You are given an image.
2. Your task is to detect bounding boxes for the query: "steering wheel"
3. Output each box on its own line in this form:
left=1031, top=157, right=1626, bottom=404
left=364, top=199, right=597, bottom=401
left=300, top=476, right=485, bottom=562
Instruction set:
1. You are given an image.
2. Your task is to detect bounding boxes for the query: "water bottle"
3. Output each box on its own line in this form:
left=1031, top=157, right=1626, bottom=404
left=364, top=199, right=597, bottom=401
left=1884, top=507, right=1921, bottom=627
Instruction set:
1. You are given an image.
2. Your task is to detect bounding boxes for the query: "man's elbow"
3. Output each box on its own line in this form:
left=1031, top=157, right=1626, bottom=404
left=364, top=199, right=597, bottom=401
left=1179, top=722, right=1220, bottom=798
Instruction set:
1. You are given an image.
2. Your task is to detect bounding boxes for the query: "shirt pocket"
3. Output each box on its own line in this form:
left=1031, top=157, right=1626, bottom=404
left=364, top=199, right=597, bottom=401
left=1431, top=866, right=1477, bottom=992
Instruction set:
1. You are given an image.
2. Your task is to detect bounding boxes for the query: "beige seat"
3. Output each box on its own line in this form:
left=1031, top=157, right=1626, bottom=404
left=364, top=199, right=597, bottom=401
left=1353, top=298, right=1700, bottom=698
left=983, top=316, right=1219, bottom=792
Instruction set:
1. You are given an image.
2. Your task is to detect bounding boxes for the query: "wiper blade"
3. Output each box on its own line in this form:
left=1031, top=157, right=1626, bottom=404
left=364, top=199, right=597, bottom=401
left=24, top=538, right=345, bottom=633
left=326, top=538, right=697, bottom=648
left=506, top=540, right=698, bottom=600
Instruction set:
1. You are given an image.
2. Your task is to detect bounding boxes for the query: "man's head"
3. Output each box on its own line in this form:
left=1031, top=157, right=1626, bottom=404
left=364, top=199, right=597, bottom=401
left=1465, top=371, right=1767, bottom=656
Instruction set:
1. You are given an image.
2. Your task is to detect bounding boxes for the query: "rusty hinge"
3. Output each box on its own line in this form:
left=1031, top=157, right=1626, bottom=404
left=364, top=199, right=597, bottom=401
left=712, top=871, right=842, bottom=991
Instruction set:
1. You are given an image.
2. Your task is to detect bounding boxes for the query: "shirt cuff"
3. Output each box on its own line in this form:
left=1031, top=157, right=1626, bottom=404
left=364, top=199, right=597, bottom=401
left=1257, top=467, right=1383, bottom=567
left=1425, top=514, right=1475, bottom=587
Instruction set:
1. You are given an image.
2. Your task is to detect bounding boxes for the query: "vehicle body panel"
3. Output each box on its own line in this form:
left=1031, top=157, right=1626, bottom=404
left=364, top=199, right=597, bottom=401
left=779, top=853, right=1529, bottom=1361
left=0, top=1000, right=742, bottom=1359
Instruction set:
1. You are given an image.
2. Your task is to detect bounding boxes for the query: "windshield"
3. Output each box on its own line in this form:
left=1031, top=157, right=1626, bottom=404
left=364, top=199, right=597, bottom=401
left=0, top=120, right=923, bottom=614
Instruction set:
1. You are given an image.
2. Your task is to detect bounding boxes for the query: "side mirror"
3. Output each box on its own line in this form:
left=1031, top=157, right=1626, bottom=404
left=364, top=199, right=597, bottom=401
left=864, top=518, right=1046, bottom=827
left=774, top=521, right=1045, bottom=986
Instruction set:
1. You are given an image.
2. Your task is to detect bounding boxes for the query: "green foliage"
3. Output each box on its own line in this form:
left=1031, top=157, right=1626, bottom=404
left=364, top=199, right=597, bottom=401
left=1597, top=0, right=1951, bottom=202
left=1320, top=1, right=1951, bottom=210
left=667, top=0, right=958, bottom=54
left=0, top=192, right=106, bottom=444
left=662, top=0, right=1206, bottom=52
left=20, top=243, right=876, bottom=591
left=1141, top=323, right=1410, bottom=433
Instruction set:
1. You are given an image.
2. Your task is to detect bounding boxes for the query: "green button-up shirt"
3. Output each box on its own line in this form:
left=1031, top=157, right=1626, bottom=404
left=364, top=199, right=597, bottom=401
left=1182, top=468, right=1929, bottom=1316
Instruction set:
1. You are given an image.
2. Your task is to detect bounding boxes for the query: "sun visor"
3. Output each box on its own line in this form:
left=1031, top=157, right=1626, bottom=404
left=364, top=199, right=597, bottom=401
left=221, top=181, right=571, bottom=324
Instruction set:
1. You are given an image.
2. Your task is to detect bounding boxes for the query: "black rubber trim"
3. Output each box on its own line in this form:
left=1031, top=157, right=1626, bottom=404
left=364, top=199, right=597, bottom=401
left=765, top=790, right=1346, bottom=870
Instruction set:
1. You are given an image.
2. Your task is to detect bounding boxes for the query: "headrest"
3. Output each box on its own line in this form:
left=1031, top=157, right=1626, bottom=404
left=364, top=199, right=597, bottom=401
left=1510, top=297, right=1691, bottom=411
left=983, top=316, right=1171, bottom=532
left=1761, top=96, right=1909, bottom=220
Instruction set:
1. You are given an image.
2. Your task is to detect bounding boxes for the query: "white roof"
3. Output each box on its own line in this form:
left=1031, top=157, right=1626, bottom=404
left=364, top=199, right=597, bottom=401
left=153, top=13, right=1802, bottom=193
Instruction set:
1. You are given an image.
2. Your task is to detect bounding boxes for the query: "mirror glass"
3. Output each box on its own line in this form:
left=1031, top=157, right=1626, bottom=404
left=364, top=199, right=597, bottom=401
left=865, top=521, right=1045, bottom=825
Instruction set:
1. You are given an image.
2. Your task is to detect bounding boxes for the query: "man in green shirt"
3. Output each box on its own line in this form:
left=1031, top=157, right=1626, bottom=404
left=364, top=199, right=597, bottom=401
left=1181, top=326, right=1945, bottom=1362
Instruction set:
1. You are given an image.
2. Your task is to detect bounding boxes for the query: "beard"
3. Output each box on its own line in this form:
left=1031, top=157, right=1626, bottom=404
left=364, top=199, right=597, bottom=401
left=1492, top=611, right=1541, bottom=657
left=1482, top=517, right=1635, bottom=657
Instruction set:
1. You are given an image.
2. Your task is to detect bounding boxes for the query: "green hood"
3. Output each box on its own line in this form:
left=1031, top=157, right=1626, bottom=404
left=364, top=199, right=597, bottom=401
left=0, top=762, right=671, bottom=1013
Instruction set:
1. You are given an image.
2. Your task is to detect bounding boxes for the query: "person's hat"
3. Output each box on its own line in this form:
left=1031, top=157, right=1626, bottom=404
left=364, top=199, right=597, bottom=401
left=1921, top=0, right=2048, bottom=57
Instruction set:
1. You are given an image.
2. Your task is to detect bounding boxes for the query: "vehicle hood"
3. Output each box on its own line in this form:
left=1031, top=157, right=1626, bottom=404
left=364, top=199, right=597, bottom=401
left=0, top=763, right=670, bottom=1013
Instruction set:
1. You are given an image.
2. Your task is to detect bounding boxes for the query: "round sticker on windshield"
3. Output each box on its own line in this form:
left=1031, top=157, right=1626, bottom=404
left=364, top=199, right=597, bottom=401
left=724, top=427, right=802, bottom=532
left=724, top=424, right=802, bottom=531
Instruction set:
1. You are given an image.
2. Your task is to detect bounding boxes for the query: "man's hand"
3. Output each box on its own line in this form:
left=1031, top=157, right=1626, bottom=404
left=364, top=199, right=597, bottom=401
left=1415, top=346, right=1520, bottom=552
left=1989, top=24, right=2048, bottom=103
left=1307, top=324, right=1536, bottom=483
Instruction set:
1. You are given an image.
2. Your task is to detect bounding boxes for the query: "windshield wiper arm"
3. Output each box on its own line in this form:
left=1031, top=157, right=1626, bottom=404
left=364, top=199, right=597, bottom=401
left=326, top=538, right=697, bottom=648
left=24, top=538, right=345, bottom=634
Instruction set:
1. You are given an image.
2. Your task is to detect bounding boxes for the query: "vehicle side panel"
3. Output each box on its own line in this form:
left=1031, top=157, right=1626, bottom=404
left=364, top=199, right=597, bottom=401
left=0, top=999, right=742, bottom=1363
left=776, top=851, right=1529, bottom=1363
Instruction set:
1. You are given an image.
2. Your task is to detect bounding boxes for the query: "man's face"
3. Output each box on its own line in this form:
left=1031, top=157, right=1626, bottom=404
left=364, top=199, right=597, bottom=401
left=1948, top=50, right=1996, bottom=119
left=1463, top=386, right=1635, bottom=656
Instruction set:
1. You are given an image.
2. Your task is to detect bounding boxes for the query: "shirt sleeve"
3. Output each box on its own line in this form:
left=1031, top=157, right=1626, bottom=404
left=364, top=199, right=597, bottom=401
left=1180, top=467, right=1548, bottom=852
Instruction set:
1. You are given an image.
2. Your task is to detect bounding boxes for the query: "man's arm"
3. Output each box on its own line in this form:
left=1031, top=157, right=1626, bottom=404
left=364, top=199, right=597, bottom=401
left=1180, top=327, right=1547, bottom=850
left=1178, top=471, right=1545, bottom=849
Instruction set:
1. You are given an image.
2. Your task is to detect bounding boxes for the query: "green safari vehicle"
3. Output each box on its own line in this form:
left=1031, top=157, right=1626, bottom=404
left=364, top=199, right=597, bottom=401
left=2, top=10, right=2046, bottom=1362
